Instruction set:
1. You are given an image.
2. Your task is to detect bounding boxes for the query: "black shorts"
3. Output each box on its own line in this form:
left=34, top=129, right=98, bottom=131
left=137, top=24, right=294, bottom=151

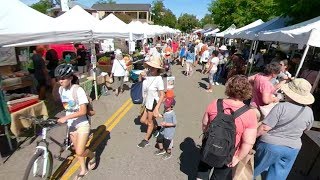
left=156, top=134, right=172, bottom=150
left=146, top=99, right=157, bottom=112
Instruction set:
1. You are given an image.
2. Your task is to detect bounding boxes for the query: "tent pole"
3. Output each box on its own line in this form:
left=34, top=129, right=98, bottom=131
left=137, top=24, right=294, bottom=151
left=295, top=44, right=310, bottom=78
left=245, top=40, right=255, bottom=74
left=90, top=41, right=98, bottom=100
left=248, top=40, right=259, bottom=75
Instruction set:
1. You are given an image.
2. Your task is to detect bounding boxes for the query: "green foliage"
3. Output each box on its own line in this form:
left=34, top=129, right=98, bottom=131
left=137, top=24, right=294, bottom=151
left=200, top=14, right=214, bottom=27
left=30, top=0, right=52, bottom=14
left=208, top=0, right=278, bottom=30
left=177, top=13, right=199, bottom=33
left=275, top=0, right=320, bottom=25
left=151, top=0, right=177, bottom=28
left=96, top=0, right=116, bottom=4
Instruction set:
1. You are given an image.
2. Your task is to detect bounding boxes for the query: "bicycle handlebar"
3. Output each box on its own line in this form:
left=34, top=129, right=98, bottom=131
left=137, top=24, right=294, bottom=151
left=19, top=116, right=58, bottom=126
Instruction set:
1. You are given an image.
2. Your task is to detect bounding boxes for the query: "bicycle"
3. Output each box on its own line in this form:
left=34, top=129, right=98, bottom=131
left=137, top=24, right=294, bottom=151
left=22, top=116, right=73, bottom=180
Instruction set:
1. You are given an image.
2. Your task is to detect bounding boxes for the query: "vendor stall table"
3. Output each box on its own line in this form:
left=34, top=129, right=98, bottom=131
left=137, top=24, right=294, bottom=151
left=1, top=76, right=33, bottom=91
left=10, top=101, right=48, bottom=137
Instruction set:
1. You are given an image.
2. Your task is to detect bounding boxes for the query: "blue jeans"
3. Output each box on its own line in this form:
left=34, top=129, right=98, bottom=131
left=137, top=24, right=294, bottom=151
left=214, top=64, right=225, bottom=82
left=254, top=141, right=299, bottom=180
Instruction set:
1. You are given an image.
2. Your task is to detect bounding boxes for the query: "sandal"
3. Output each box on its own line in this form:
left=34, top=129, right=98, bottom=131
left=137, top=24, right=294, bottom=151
left=74, top=171, right=88, bottom=180
left=88, top=153, right=96, bottom=170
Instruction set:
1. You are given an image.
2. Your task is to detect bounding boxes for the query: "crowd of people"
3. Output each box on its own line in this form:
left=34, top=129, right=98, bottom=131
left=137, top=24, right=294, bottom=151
left=133, top=35, right=317, bottom=180
left=26, top=34, right=318, bottom=179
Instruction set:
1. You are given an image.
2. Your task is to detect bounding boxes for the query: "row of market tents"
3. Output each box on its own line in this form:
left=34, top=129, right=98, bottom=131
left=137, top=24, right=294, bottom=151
left=195, top=15, right=320, bottom=79
left=0, top=0, right=181, bottom=47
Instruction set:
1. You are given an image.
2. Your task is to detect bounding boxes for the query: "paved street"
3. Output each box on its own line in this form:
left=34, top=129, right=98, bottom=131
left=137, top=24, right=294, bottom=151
left=0, top=64, right=227, bottom=180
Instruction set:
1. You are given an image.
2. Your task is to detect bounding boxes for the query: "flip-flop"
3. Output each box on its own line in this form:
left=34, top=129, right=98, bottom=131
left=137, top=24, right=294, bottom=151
left=73, top=171, right=89, bottom=180
left=88, top=153, right=96, bottom=170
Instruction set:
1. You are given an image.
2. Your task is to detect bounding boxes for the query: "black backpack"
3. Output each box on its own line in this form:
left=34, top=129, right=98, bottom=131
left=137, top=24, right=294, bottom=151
left=200, top=99, right=249, bottom=167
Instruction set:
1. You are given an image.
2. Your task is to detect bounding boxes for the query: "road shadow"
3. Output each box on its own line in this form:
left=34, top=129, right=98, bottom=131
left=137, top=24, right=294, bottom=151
left=123, top=84, right=130, bottom=92
left=51, top=125, right=110, bottom=179
left=198, top=82, right=208, bottom=90
left=134, top=116, right=147, bottom=133
left=201, top=77, right=209, bottom=83
left=179, top=137, right=200, bottom=180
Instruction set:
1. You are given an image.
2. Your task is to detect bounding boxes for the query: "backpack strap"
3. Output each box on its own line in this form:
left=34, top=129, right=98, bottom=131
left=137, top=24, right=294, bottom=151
left=233, top=104, right=250, bottom=119
left=217, top=99, right=224, bottom=114
left=71, top=84, right=80, bottom=106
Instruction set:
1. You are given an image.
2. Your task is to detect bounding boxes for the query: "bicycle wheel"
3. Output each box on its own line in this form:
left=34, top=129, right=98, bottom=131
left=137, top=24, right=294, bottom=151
left=23, top=149, right=53, bottom=180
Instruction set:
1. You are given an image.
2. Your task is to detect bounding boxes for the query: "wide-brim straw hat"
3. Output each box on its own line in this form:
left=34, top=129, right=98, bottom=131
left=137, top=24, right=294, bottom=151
left=219, top=45, right=228, bottom=51
left=281, top=78, right=315, bottom=105
left=144, top=56, right=164, bottom=70
left=156, top=44, right=162, bottom=48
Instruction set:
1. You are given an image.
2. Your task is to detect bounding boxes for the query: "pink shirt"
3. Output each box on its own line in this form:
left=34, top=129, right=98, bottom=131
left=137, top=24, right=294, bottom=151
left=204, top=99, right=257, bottom=155
left=251, top=73, right=275, bottom=107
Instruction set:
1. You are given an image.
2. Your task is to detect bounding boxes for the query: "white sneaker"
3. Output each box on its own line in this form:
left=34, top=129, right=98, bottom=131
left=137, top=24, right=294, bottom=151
left=215, top=82, right=220, bottom=85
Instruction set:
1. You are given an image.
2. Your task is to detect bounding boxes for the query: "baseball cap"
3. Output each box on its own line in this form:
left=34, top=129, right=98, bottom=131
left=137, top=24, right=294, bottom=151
left=164, top=97, right=176, bottom=108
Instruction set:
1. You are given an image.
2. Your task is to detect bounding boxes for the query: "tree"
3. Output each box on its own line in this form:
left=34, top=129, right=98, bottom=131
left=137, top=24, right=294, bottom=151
left=30, top=0, right=52, bottom=14
left=199, top=14, right=216, bottom=27
left=208, top=0, right=277, bottom=30
left=151, top=0, right=177, bottom=28
left=177, top=13, right=199, bottom=33
left=96, top=0, right=116, bottom=4
left=275, top=0, right=320, bottom=25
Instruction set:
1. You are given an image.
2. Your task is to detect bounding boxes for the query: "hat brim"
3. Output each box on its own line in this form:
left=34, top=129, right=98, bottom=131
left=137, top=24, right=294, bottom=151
left=219, top=48, right=228, bottom=51
left=281, top=83, right=315, bottom=105
left=144, top=61, right=164, bottom=71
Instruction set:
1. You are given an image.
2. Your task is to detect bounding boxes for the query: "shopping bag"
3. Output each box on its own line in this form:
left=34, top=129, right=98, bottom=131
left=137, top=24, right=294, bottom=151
left=233, top=149, right=255, bottom=180
left=259, top=102, right=278, bottom=119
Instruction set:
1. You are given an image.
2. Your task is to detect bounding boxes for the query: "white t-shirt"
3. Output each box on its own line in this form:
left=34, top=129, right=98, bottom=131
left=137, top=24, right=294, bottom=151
left=210, top=57, right=220, bottom=72
left=200, top=50, right=210, bottom=63
left=111, top=59, right=126, bottom=77
left=143, top=76, right=164, bottom=110
left=195, top=43, right=204, bottom=55
left=60, top=85, right=89, bottom=127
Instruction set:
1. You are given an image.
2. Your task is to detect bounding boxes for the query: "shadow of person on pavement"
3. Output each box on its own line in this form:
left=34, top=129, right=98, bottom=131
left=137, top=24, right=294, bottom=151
left=179, top=137, right=200, bottom=180
left=198, top=82, right=208, bottom=90
left=134, top=116, right=147, bottom=133
left=201, top=77, right=209, bottom=83
left=88, top=125, right=111, bottom=170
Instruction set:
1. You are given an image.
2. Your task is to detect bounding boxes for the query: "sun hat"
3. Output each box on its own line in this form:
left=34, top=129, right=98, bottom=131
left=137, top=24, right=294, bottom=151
left=195, top=39, right=200, bottom=44
left=144, top=56, right=164, bottom=70
left=219, top=45, right=228, bottom=51
left=156, top=44, right=162, bottom=48
left=164, top=97, right=176, bottom=108
left=281, top=78, right=315, bottom=105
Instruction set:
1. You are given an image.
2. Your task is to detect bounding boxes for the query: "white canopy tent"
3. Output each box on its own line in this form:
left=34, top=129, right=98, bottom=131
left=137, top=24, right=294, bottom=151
left=258, top=16, right=320, bottom=47
left=224, top=19, right=264, bottom=39
left=204, top=28, right=220, bottom=36
left=258, top=16, right=320, bottom=77
left=0, top=0, right=56, bottom=47
left=215, top=24, right=236, bottom=37
left=128, top=21, right=156, bottom=39
left=233, top=17, right=288, bottom=40
left=94, top=13, right=143, bottom=40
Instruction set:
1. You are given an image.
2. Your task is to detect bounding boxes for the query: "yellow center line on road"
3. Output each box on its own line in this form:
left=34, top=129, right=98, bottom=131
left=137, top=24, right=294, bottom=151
left=59, top=100, right=134, bottom=180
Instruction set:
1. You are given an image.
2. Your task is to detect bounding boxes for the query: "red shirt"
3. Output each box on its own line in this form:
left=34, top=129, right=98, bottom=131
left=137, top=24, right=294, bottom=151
left=172, top=41, right=179, bottom=53
left=204, top=99, right=257, bottom=155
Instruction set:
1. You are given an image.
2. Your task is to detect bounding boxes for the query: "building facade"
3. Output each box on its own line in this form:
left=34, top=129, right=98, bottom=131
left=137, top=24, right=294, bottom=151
left=91, top=3, right=152, bottom=23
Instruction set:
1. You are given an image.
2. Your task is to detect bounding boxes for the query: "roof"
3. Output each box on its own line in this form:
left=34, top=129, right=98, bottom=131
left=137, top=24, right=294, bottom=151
left=92, top=4, right=151, bottom=11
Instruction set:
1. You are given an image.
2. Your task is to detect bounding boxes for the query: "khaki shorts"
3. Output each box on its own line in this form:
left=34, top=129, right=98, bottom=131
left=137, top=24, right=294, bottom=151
left=70, top=123, right=90, bottom=134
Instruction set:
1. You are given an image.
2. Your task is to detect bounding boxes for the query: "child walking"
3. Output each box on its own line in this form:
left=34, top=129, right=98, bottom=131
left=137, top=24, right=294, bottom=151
left=154, top=97, right=177, bottom=160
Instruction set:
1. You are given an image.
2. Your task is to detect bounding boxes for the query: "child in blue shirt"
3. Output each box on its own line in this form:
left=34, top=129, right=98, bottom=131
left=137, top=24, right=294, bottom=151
left=154, top=97, right=177, bottom=160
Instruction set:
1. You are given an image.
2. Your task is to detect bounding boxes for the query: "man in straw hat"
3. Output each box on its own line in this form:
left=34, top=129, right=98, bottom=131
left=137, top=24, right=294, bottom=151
left=254, top=78, right=314, bottom=180
left=137, top=56, right=165, bottom=148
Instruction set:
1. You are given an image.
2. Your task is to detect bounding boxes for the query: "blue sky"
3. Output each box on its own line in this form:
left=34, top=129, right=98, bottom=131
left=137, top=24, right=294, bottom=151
left=21, top=0, right=211, bottom=19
